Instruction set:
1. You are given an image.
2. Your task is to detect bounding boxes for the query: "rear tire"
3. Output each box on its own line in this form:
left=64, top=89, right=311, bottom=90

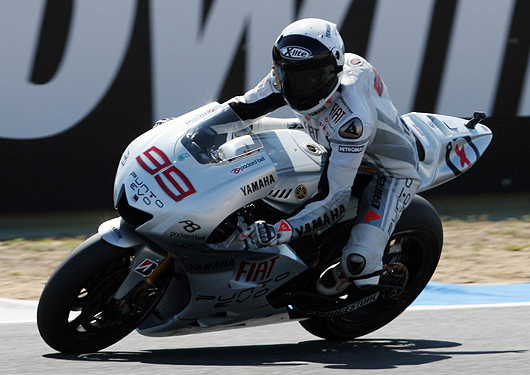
left=299, top=195, right=443, bottom=340
left=37, top=234, right=162, bottom=353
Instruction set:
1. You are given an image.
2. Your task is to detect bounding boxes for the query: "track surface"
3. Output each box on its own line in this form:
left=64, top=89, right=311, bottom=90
left=1, top=195, right=528, bottom=374
left=1, top=303, right=528, bottom=375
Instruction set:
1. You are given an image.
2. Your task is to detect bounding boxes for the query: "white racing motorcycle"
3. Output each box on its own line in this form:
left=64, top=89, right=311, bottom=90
left=37, top=102, right=492, bottom=353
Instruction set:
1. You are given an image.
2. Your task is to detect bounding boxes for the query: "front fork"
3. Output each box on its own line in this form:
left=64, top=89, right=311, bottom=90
left=113, top=251, right=172, bottom=315
left=99, top=218, right=172, bottom=313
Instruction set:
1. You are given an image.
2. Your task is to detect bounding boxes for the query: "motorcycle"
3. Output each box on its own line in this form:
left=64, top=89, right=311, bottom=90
left=37, top=102, right=492, bottom=353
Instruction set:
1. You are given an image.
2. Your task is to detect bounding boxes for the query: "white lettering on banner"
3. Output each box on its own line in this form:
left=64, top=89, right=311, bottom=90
left=366, top=0, right=435, bottom=114
left=0, top=1, right=135, bottom=139
left=152, top=0, right=287, bottom=119
left=2, top=0, right=530, bottom=142
left=437, top=0, right=515, bottom=117
left=519, top=53, right=530, bottom=116
left=151, top=0, right=351, bottom=119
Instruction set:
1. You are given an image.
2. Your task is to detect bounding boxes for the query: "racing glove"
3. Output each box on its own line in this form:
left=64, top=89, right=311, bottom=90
left=241, top=220, right=293, bottom=248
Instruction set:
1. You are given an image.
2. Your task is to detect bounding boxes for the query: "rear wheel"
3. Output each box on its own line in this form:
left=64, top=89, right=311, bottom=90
left=299, top=195, right=443, bottom=340
left=37, top=234, right=165, bottom=353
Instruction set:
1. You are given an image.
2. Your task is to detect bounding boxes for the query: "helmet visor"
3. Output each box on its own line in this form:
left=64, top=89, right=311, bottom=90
left=274, top=61, right=339, bottom=111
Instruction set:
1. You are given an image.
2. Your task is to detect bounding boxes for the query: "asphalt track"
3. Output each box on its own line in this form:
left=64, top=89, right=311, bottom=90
left=1, top=197, right=529, bottom=373
left=1, top=283, right=529, bottom=375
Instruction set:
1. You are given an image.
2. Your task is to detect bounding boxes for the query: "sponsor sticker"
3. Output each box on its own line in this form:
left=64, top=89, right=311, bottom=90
left=364, top=210, right=381, bottom=222
left=307, top=291, right=381, bottom=318
left=177, top=152, right=191, bottom=161
left=294, top=204, right=346, bottom=237
left=231, top=156, right=266, bottom=174
left=277, top=220, right=292, bottom=233
left=338, top=145, right=364, bottom=153
left=338, top=118, right=363, bottom=139
left=280, top=46, right=312, bottom=60
left=136, top=146, right=196, bottom=202
left=240, top=174, right=276, bottom=196
left=348, top=58, right=363, bottom=66
left=234, top=255, right=280, bottom=283
left=134, top=259, right=159, bottom=277
left=295, top=185, right=308, bottom=201
left=189, top=258, right=235, bottom=272
left=455, top=144, right=471, bottom=167
left=330, top=103, right=346, bottom=123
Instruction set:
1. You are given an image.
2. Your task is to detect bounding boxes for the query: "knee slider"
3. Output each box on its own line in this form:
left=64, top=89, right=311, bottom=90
left=346, top=253, right=366, bottom=276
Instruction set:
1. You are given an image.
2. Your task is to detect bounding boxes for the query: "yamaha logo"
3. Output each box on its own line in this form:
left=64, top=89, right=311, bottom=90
left=295, top=185, right=308, bottom=201
left=280, top=46, right=312, bottom=60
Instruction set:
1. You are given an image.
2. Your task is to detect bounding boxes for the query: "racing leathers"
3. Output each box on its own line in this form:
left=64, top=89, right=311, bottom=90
left=229, top=54, right=421, bottom=287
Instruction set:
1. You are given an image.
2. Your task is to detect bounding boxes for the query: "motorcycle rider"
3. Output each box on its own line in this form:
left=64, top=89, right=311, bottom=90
left=229, top=18, right=421, bottom=294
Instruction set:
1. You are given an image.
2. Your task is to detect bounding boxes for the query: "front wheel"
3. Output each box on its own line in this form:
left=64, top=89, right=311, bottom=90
left=37, top=234, right=164, bottom=353
left=299, top=195, right=443, bottom=340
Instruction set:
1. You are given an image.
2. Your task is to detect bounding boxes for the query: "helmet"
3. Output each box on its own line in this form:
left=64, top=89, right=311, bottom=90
left=272, top=18, right=345, bottom=113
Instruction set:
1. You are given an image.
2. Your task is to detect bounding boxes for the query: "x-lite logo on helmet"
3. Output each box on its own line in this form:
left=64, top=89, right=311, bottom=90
left=280, top=46, right=313, bottom=60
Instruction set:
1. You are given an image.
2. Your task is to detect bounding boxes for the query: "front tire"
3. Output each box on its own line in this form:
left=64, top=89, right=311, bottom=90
left=299, top=195, right=443, bottom=340
left=37, top=234, right=162, bottom=353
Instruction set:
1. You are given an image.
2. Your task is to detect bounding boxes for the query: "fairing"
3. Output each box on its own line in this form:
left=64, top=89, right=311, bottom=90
left=403, top=112, right=493, bottom=193
left=113, top=103, right=325, bottom=248
left=104, top=102, right=491, bottom=337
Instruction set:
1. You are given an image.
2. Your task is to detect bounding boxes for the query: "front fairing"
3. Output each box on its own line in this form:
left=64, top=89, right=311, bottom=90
left=114, top=103, right=278, bottom=247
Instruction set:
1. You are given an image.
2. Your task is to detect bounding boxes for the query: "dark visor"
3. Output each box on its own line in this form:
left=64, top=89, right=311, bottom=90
left=276, top=63, right=336, bottom=96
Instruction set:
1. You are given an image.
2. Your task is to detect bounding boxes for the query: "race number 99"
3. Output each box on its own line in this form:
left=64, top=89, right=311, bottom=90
left=136, top=146, right=196, bottom=202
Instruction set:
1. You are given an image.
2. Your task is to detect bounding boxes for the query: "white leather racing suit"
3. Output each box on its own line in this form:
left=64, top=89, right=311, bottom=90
left=228, top=54, right=421, bottom=285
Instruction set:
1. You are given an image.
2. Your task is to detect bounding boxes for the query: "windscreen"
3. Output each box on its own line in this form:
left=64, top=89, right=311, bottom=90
left=181, top=105, right=251, bottom=164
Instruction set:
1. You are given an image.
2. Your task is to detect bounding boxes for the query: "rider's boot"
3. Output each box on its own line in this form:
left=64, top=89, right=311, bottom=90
left=345, top=253, right=381, bottom=288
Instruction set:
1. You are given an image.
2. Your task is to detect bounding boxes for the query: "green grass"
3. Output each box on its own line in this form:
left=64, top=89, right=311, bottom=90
left=503, top=244, right=530, bottom=251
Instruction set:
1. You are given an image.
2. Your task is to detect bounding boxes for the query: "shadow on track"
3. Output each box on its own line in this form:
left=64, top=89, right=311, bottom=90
left=42, top=338, right=471, bottom=370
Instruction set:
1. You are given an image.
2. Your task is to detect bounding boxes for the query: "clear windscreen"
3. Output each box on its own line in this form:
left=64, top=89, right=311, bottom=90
left=181, top=105, right=256, bottom=164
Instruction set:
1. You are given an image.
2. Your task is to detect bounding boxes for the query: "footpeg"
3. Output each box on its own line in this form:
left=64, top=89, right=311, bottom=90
left=315, top=263, right=352, bottom=296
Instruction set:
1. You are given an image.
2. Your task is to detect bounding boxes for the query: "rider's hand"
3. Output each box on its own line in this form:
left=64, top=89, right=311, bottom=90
left=241, top=220, right=293, bottom=248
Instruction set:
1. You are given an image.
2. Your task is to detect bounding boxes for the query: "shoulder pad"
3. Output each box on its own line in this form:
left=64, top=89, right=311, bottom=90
left=346, top=57, right=364, bottom=67
left=338, top=117, right=363, bottom=139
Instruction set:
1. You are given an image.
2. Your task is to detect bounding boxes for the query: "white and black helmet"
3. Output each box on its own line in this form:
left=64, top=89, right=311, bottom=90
left=272, top=18, right=345, bottom=113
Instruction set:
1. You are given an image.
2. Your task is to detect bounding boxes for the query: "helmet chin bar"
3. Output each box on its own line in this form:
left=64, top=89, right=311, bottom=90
left=285, top=77, right=342, bottom=116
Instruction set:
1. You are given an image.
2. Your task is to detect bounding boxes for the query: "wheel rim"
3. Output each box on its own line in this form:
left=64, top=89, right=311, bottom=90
left=326, top=231, right=436, bottom=331
left=63, top=252, right=153, bottom=344
left=295, top=229, right=438, bottom=337
left=68, top=268, right=130, bottom=338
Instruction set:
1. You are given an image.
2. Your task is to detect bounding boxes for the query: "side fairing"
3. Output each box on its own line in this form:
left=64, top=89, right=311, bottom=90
left=258, top=129, right=326, bottom=213
left=116, top=138, right=278, bottom=246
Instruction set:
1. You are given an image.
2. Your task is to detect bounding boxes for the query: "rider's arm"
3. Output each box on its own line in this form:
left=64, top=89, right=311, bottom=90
left=226, top=70, right=286, bottom=121
left=251, top=117, right=302, bottom=132
left=287, top=117, right=372, bottom=240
